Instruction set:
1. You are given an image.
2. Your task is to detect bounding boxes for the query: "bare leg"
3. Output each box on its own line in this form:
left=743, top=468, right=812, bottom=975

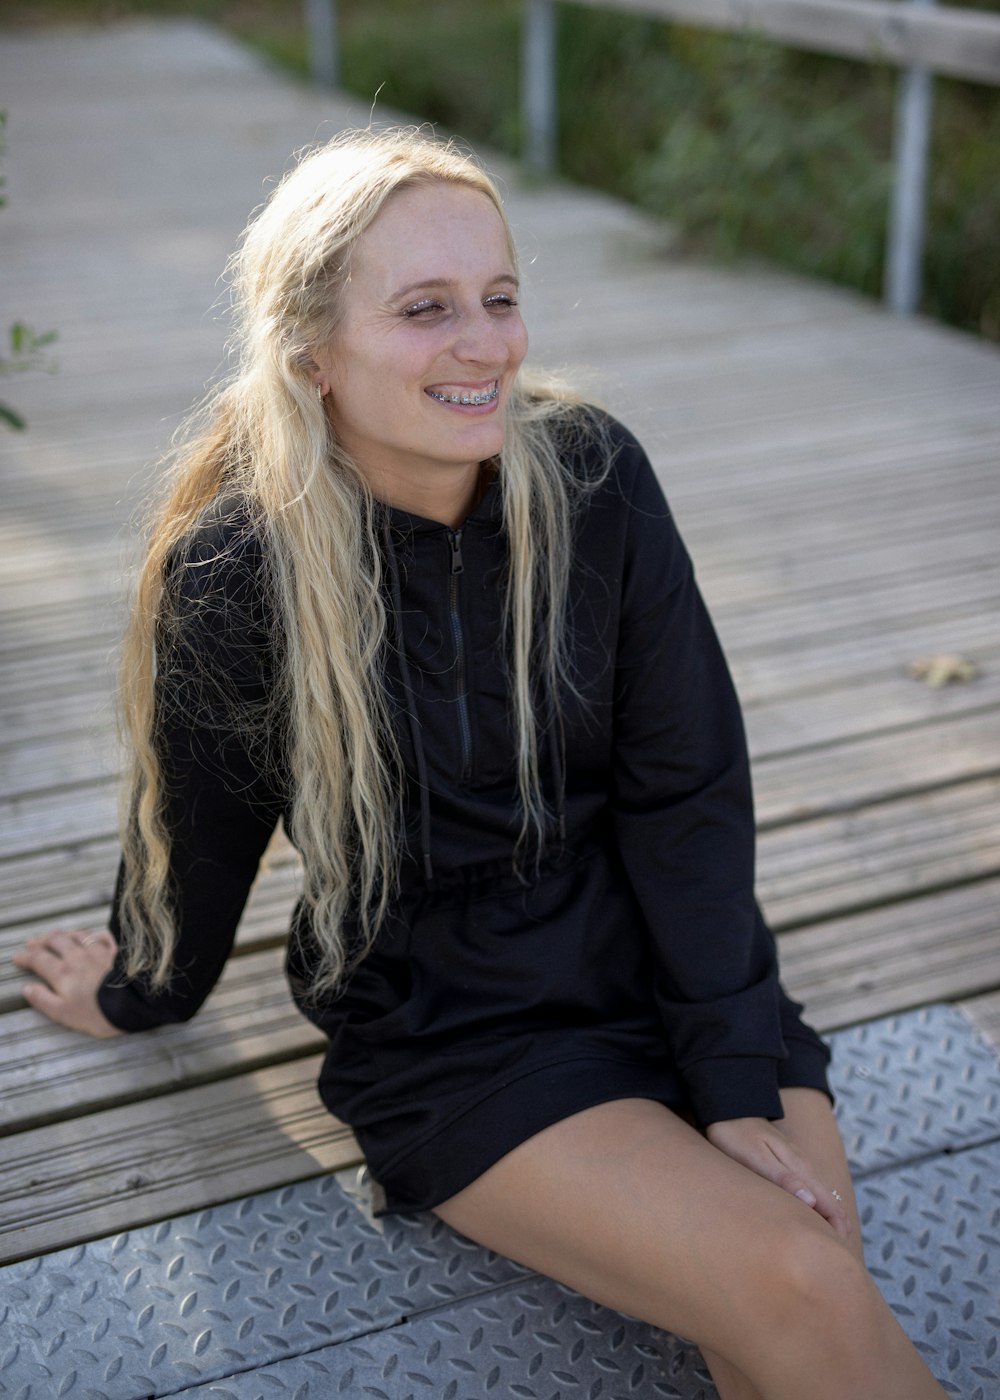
left=698, top=1089, right=865, bottom=1400
left=434, top=1097, right=947, bottom=1400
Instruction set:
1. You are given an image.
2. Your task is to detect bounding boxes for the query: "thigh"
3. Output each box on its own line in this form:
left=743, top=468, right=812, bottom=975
left=433, top=1096, right=854, bottom=1363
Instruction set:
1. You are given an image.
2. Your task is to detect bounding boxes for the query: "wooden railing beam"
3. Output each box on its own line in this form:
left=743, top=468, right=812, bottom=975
left=568, top=0, right=1000, bottom=87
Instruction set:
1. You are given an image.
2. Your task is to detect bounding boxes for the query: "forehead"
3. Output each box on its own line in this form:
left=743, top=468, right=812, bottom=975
left=351, top=182, right=514, bottom=288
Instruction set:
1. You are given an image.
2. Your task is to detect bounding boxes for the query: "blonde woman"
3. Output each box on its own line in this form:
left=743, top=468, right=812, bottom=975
left=15, top=130, right=947, bottom=1400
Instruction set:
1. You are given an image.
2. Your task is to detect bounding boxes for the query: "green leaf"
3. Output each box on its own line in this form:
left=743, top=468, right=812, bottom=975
left=0, top=401, right=27, bottom=430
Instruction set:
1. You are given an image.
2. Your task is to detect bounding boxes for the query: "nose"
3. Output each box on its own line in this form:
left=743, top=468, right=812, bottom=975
left=453, top=305, right=513, bottom=367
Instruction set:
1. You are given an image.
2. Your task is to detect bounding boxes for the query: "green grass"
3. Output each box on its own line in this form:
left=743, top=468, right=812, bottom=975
left=6, top=0, right=999, bottom=340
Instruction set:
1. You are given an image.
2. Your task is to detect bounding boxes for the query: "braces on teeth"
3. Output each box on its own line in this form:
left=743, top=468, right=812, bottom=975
left=429, top=384, right=498, bottom=406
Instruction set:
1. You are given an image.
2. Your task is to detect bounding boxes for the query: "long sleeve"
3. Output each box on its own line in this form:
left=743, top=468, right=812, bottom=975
left=607, top=435, right=792, bottom=1126
left=99, top=511, right=287, bottom=1031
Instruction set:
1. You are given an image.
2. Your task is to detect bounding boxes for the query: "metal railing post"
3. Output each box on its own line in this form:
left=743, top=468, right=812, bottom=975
left=305, top=0, right=339, bottom=89
left=523, top=0, right=557, bottom=175
left=885, top=0, right=935, bottom=314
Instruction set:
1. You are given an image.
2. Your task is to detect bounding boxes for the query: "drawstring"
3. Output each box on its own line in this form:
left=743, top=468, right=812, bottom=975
left=382, top=518, right=435, bottom=884
left=547, top=704, right=568, bottom=843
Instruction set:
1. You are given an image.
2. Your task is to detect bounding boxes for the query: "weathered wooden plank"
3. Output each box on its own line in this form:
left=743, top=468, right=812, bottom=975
left=754, top=708, right=1000, bottom=825
left=0, top=731, right=119, bottom=798
left=744, top=652, right=1000, bottom=756
left=758, top=776, right=1000, bottom=929
left=706, top=529, right=1000, bottom=612
left=0, top=779, right=119, bottom=857
left=717, top=563, right=999, bottom=657
left=781, top=878, right=1000, bottom=1031
left=730, top=609, right=999, bottom=707
left=0, top=831, right=118, bottom=913
left=0, top=945, right=321, bottom=1134
left=0, top=594, right=124, bottom=649
left=958, top=990, right=1000, bottom=1054
left=0, top=1056, right=359, bottom=1267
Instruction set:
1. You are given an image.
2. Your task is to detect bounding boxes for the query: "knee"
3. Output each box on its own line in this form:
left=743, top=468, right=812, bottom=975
left=765, top=1222, right=880, bottom=1347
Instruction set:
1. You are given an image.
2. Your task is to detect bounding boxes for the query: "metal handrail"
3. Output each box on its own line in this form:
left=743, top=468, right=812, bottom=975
left=522, top=0, right=1000, bottom=315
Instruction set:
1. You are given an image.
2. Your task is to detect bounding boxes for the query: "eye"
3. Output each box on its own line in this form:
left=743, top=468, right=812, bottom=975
left=484, top=293, right=518, bottom=312
left=402, top=298, right=445, bottom=318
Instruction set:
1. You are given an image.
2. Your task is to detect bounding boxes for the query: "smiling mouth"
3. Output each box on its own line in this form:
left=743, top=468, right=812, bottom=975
left=426, top=381, right=499, bottom=406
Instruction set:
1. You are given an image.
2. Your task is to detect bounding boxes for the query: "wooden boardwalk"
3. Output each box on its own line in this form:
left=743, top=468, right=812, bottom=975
left=2, top=18, right=999, bottom=1276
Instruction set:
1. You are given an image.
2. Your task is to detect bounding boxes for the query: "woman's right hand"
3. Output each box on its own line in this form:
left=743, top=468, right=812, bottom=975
left=13, top=928, right=122, bottom=1037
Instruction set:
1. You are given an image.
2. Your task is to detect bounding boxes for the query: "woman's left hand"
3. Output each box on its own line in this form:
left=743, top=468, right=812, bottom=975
left=705, top=1115, right=850, bottom=1242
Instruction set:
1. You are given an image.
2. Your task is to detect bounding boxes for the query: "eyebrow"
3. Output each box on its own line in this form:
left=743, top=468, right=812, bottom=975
left=389, top=273, right=520, bottom=301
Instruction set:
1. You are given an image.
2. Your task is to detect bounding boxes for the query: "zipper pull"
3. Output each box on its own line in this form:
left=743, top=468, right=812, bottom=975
left=449, top=528, right=464, bottom=576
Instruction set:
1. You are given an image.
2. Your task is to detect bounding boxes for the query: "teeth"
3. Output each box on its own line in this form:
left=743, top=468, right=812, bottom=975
left=430, top=383, right=497, bottom=406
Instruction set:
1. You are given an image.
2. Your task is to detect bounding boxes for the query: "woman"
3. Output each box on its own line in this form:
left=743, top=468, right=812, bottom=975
left=15, top=129, right=946, bottom=1400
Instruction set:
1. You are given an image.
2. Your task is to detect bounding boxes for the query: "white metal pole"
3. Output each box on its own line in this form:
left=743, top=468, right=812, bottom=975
left=885, top=0, right=935, bottom=314
left=305, top=0, right=339, bottom=89
left=523, top=0, right=557, bottom=175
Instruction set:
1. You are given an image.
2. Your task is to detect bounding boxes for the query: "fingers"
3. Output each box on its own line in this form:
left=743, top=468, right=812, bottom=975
left=706, top=1117, right=852, bottom=1243
left=21, top=978, right=65, bottom=1019
left=12, top=926, right=122, bottom=1038
left=14, top=927, right=117, bottom=971
left=765, top=1142, right=851, bottom=1243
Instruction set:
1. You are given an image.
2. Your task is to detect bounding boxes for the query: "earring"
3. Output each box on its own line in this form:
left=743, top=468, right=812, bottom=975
left=316, top=383, right=325, bottom=401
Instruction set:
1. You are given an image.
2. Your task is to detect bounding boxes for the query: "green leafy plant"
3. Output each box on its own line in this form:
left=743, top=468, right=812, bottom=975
left=629, top=33, right=894, bottom=296
left=1, top=111, right=58, bottom=429
left=0, top=322, right=59, bottom=430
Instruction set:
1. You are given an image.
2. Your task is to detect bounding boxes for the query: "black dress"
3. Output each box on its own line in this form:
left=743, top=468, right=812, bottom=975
left=99, top=413, right=831, bottom=1212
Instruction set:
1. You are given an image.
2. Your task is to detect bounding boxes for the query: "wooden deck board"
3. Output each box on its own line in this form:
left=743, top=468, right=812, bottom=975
left=1, top=19, right=997, bottom=1264
left=0, top=947, right=322, bottom=1134
left=0, top=1056, right=359, bottom=1266
left=959, top=988, right=1000, bottom=1051
left=780, top=879, right=1000, bottom=1027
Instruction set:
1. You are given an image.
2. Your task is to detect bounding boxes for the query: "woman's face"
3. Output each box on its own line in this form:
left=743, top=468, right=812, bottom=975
left=314, top=181, right=528, bottom=503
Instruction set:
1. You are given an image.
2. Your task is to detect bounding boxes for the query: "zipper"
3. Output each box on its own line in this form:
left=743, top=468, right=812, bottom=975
left=448, top=528, right=473, bottom=782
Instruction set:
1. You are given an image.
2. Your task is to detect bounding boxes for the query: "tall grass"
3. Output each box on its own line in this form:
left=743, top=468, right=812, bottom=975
left=7, top=0, right=999, bottom=339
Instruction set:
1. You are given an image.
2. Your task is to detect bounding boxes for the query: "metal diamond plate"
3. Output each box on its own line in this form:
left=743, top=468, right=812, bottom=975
left=171, top=1275, right=718, bottom=1400
left=1, top=1005, right=998, bottom=1400
left=170, top=1140, right=1000, bottom=1400
left=0, top=1170, right=526, bottom=1400
left=856, top=1141, right=1000, bottom=1400
left=829, top=1003, right=1000, bottom=1176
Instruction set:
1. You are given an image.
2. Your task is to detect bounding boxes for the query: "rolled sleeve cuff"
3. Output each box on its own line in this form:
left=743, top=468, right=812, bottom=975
left=683, top=1054, right=785, bottom=1128
left=777, top=1031, right=834, bottom=1104
left=97, top=970, right=184, bottom=1032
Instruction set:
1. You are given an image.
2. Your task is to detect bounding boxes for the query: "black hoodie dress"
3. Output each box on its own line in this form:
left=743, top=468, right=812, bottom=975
left=99, top=414, right=831, bottom=1212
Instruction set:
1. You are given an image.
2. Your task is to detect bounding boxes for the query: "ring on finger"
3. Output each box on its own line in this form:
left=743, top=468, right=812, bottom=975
left=81, top=932, right=104, bottom=948
left=831, top=1189, right=844, bottom=1203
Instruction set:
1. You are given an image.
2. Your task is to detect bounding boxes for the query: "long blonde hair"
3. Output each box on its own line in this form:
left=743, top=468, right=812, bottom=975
left=118, top=127, right=599, bottom=996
